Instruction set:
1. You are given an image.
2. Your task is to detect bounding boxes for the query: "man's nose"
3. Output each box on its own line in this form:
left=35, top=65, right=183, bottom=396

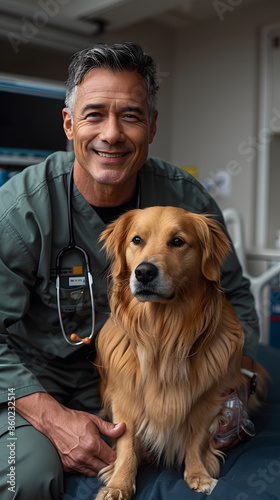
left=99, top=116, right=125, bottom=144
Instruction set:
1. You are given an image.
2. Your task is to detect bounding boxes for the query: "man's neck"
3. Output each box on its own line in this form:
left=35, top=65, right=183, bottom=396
left=73, top=161, right=138, bottom=207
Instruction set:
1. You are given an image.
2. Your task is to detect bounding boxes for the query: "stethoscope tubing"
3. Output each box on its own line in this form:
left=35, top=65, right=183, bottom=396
left=56, top=165, right=95, bottom=346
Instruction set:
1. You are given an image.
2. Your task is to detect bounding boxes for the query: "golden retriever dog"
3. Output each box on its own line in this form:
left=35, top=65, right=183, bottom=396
left=94, top=206, right=257, bottom=499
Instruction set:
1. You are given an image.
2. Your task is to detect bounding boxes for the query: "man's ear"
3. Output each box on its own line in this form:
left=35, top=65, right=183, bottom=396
left=149, top=110, right=158, bottom=144
left=62, top=107, right=73, bottom=141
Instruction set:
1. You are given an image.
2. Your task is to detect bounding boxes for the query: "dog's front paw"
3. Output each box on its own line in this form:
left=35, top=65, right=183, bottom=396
left=184, top=472, right=217, bottom=495
left=98, top=463, right=115, bottom=485
left=95, top=486, right=133, bottom=500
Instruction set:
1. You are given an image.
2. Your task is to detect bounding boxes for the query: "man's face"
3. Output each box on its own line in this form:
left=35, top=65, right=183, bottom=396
left=63, top=68, right=157, bottom=190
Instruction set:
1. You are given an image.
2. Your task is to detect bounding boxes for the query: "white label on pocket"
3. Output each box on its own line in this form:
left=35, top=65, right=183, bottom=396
left=69, top=277, right=86, bottom=286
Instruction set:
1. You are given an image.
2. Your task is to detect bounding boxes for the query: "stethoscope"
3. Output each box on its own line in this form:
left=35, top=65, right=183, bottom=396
left=56, top=164, right=141, bottom=346
left=56, top=165, right=95, bottom=346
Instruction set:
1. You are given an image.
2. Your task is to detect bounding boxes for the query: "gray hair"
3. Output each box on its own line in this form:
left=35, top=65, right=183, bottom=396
left=65, top=42, right=159, bottom=122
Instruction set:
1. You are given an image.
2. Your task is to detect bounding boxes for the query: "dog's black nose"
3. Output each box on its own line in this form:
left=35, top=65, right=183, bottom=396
left=135, top=262, right=158, bottom=284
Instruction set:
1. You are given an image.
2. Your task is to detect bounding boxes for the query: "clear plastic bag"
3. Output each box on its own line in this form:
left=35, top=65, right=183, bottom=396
left=215, top=392, right=255, bottom=445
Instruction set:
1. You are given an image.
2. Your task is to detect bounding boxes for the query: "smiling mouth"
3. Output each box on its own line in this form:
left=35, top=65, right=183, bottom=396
left=96, top=151, right=127, bottom=158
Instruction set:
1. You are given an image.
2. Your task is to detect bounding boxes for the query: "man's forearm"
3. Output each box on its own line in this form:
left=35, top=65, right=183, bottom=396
left=15, top=392, right=64, bottom=436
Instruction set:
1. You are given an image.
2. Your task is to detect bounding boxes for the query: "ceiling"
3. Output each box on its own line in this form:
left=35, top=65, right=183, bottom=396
left=0, top=0, right=265, bottom=53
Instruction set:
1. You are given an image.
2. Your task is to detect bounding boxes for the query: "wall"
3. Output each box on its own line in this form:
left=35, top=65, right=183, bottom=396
left=0, top=37, right=71, bottom=81
left=268, top=135, right=280, bottom=248
left=170, top=0, right=280, bottom=249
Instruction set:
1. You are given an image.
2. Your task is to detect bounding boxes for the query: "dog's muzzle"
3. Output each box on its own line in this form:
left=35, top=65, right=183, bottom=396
left=130, top=261, right=175, bottom=301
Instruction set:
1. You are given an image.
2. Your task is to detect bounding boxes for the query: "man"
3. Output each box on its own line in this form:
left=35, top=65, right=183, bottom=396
left=0, top=42, right=259, bottom=499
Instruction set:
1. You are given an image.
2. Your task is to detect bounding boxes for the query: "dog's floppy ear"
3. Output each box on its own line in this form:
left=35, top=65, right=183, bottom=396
left=99, top=210, right=136, bottom=278
left=194, top=215, right=231, bottom=282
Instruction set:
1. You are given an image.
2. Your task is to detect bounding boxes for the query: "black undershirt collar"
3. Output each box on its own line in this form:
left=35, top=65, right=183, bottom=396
left=91, top=189, right=138, bottom=225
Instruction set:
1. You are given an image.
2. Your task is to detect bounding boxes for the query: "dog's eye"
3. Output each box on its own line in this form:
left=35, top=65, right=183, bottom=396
left=132, top=236, right=142, bottom=245
left=171, top=237, right=185, bottom=247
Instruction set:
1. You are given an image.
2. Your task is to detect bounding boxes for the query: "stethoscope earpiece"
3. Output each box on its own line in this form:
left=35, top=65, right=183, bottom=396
left=70, top=333, right=92, bottom=345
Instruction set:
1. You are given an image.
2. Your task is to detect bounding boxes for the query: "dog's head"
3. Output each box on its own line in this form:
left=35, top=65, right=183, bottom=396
left=100, top=206, right=231, bottom=302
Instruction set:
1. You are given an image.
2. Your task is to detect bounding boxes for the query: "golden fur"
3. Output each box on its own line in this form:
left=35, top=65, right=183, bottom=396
left=94, top=206, right=256, bottom=499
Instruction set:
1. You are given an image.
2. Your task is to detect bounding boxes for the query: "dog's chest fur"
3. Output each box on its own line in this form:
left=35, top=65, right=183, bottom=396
left=98, top=310, right=217, bottom=466
left=134, top=345, right=194, bottom=464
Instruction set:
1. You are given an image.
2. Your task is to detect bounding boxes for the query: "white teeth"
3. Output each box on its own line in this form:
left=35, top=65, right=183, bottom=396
left=97, top=152, right=124, bottom=158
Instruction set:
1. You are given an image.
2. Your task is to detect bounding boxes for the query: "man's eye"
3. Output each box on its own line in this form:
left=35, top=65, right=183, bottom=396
left=86, top=112, right=101, bottom=119
left=171, top=237, right=185, bottom=247
left=123, top=114, right=139, bottom=121
left=132, top=236, right=142, bottom=245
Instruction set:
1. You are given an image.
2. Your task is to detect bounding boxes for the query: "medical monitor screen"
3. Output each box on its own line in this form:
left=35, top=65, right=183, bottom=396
left=0, top=76, right=67, bottom=158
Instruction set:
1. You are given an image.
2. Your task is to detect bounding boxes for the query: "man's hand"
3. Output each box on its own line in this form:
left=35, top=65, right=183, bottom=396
left=15, top=392, right=126, bottom=476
